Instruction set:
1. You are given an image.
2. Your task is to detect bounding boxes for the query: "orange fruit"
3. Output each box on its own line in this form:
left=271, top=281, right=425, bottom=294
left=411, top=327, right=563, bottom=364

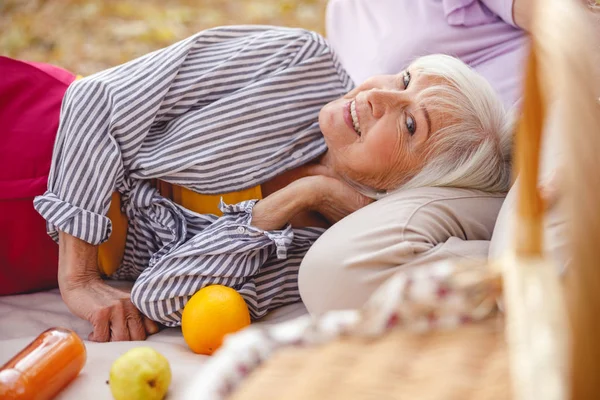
left=181, top=285, right=251, bottom=355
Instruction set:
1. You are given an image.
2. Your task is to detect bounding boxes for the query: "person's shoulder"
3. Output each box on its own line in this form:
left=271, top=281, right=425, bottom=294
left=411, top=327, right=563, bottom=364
left=199, top=25, right=324, bottom=42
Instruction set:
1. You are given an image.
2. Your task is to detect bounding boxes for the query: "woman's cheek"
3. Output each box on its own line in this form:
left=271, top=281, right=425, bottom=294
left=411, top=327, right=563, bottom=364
left=367, top=131, right=403, bottom=167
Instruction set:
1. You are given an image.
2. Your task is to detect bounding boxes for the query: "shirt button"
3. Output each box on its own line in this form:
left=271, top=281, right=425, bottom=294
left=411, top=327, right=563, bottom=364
left=292, top=150, right=303, bottom=159
left=236, top=227, right=246, bottom=234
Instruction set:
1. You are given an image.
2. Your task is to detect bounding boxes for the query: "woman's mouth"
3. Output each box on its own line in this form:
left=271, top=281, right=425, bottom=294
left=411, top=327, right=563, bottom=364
left=350, top=100, right=362, bottom=135
left=343, top=101, right=361, bottom=136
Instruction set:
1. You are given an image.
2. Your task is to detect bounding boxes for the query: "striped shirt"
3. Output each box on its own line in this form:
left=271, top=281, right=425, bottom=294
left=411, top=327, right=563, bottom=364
left=34, top=26, right=354, bottom=326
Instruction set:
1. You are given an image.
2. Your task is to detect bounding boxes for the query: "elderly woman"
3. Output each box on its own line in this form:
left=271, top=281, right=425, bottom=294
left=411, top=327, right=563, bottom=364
left=1, top=26, right=510, bottom=342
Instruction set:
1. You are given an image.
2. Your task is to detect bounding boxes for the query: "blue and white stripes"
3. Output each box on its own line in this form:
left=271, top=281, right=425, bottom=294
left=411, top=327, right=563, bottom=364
left=34, top=26, right=353, bottom=325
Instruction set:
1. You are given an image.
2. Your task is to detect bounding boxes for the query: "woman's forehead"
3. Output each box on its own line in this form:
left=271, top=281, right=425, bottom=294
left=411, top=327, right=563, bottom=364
left=411, top=68, right=452, bottom=88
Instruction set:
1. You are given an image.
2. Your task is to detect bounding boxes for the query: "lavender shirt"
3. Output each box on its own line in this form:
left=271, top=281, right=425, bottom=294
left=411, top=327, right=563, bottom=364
left=326, top=0, right=528, bottom=109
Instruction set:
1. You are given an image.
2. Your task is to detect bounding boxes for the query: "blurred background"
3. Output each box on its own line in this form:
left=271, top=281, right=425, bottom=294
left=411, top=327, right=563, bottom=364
left=0, top=0, right=328, bottom=76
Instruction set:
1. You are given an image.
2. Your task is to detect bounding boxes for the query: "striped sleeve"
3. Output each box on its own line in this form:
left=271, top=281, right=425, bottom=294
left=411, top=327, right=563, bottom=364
left=129, top=200, right=324, bottom=326
left=33, top=26, right=352, bottom=245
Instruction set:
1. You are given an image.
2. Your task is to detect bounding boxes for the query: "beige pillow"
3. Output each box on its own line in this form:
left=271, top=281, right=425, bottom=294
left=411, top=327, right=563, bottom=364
left=488, top=102, right=568, bottom=271
left=298, top=187, right=505, bottom=315
left=488, top=184, right=568, bottom=272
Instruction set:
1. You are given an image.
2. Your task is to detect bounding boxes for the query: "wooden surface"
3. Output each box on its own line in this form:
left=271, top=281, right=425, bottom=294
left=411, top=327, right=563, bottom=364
left=231, top=317, right=509, bottom=400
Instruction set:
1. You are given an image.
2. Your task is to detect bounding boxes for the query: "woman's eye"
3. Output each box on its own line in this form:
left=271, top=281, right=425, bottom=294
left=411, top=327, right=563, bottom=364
left=406, top=115, right=416, bottom=135
left=403, top=71, right=411, bottom=89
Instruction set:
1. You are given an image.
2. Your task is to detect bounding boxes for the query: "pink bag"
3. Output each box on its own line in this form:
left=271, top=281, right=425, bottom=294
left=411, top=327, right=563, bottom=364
left=0, top=56, right=75, bottom=295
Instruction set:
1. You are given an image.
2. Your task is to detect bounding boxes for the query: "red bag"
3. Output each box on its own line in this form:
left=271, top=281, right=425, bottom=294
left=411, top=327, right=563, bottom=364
left=0, top=56, right=75, bottom=295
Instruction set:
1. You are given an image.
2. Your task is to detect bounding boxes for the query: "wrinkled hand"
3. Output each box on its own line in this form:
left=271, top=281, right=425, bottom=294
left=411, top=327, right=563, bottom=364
left=61, top=279, right=160, bottom=342
left=308, top=176, right=374, bottom=224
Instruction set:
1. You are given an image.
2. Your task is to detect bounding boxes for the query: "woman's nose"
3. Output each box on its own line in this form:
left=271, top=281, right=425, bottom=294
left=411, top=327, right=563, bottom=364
left=365, top=89, right=409, bottom=119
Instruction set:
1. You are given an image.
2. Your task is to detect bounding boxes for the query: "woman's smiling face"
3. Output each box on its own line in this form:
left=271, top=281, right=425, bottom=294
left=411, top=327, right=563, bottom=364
left=319, top=68, right=447, bottom=190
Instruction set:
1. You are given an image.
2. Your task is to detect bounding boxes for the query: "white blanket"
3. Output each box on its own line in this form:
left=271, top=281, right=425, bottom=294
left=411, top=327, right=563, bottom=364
left=0, top=283, right=307, bottom=399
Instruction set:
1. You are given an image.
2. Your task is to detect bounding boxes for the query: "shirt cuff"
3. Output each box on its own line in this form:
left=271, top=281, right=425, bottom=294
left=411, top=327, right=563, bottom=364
left=33, top=191, right=112, bottom=245
left=219, top=199, right=294, bottom=260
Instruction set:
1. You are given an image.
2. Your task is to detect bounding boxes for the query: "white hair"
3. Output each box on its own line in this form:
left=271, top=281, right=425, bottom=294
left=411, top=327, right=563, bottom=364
left=348, top=54, right=514, bottom=200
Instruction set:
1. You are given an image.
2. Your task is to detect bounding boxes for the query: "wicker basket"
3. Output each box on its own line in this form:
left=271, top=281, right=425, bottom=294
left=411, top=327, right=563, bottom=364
left=232, top=316, right=508, bottom=400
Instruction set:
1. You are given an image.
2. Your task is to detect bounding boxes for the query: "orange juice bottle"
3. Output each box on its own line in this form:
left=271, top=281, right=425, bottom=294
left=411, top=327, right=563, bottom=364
left=0, top=327, right=87, bottom=399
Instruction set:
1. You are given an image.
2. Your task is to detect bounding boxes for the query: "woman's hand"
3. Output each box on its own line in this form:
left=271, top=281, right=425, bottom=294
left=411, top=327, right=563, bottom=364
left=307, top=176, right=374, bottom=224
left=513, top=0, right=599, bottom=32
left=60, top=279, right=159, bottom=341
left=251, top=175, right=373, bottom=231
left=58, top=232, right=159, bottom=342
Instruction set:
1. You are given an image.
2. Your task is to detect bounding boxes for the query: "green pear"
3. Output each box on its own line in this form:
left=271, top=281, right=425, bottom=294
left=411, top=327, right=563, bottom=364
left=109, top=347, right=172, bottom=400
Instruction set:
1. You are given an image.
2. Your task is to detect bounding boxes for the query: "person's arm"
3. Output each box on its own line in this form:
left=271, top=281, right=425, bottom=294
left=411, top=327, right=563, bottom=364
left=130, top=176, right=372, bottom=325
left=37, top=30, right=222, bottom=342
left=252, top=175, right=373, bottom=231
left=511, top=0, right=535, bottom=30
left=38, top=26, right=352, bottom=341
left=58, top=232, right=159, bottom=342
left=512, top=0, right=599, bottom=32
